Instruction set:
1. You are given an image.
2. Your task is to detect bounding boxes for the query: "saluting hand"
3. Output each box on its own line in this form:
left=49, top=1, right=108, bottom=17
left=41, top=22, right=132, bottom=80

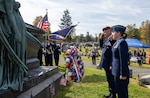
left=100, top=33, right=105, bottom=39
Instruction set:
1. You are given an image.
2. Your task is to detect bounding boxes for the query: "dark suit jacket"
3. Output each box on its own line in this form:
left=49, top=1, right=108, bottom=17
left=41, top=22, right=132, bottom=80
left=112, top=37, right=129, bottom=77
left=99, top=37, right=115, bottom=69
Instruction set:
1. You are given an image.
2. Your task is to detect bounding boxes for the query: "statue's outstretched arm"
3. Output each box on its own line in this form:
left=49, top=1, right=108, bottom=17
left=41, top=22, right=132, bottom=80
left=0, top=26, right=27, bottom=73
left=26, top=31, right=44, bottom=47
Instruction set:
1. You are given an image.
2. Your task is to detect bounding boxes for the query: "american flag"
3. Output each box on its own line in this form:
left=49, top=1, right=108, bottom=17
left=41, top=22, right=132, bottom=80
left=37, top=13, right=49, bottom=31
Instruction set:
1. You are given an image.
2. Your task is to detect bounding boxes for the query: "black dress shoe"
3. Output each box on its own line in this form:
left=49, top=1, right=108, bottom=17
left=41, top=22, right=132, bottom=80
left=103, top=93, right=111, bottom=98
left=103, top=93, right=116, bottom=98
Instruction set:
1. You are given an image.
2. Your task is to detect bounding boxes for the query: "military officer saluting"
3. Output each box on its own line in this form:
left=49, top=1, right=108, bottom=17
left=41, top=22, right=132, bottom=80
left=111, top=25, right=129, bottom=98
left=99, top=26, right=116, bottom=98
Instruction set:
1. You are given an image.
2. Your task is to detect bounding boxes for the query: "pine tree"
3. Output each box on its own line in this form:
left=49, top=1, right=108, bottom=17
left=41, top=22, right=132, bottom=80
left=59, top=9, right=74, bottom=42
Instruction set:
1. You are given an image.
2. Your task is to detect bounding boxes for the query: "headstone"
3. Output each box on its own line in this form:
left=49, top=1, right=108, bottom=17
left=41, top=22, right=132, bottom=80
left=140, top=75, right=150, bottom=85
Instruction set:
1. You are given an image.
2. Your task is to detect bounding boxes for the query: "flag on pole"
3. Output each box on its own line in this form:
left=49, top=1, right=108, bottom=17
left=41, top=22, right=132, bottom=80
left=37, top=12, right=49, bottom=31
left=49, top=25, right=77, bottom=41
left=49, top=34, right=64, bottom=42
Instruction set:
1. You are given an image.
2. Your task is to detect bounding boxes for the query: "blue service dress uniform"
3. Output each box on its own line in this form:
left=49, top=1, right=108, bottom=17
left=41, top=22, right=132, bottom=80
left=112, top=37, right=129, bottom=98
left=99, top=36, right=116, bottom=95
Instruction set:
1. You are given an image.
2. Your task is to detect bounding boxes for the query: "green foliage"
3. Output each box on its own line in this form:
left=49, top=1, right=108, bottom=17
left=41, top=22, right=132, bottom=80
left=59, top=9, right=72, bottom=29
left=33, top=15, right=51, bottom=33
left=139, top=20, right=150, bottom=44
left=33, top=16, right=42, bottom=26
left=79, top=34, right=86, bottom=42
left=126, top=24, right=140, bottom=39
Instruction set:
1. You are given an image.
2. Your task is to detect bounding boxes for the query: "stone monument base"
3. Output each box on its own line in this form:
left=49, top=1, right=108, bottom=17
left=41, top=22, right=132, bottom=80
left=0, top=66, right=64, bottom=98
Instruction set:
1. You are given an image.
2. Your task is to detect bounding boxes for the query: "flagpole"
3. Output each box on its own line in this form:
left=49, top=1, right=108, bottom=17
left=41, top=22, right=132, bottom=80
left=46, top=9, right=48, bottom=40
left=44, top=9, right=48, bottom=65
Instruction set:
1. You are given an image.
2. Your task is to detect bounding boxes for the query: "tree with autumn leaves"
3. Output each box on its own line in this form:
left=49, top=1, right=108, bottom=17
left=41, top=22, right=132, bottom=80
left=138, top=20, right=150, bottom=44
left=33, top=15, right=51, bottom=34
left=126, top=20, right=150, bottom=45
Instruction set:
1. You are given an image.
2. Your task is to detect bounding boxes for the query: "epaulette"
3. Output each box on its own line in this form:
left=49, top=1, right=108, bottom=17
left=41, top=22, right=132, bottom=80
left=114, top=38, right=124, bottom=48
left=117, top=38, right=124, bottom=44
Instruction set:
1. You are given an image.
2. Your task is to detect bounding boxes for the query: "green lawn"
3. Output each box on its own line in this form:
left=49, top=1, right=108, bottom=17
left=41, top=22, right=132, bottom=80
left=56, top=64, right=150, bottom=98
left=55, top=48, right=150, bottom=98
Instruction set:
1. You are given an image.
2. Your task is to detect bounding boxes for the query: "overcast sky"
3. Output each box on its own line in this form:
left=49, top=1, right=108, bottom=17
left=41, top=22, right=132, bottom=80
left=18, top=0, right=150, bottom=36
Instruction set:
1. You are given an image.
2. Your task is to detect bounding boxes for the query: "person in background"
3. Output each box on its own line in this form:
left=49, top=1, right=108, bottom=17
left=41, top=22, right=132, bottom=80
left=79, top=44, right=82, bottom=52
left=85, top=46, right=88, bottom=56
left=128, top=51, right=132, bottom=65
left=133, top=50, right=137, bottom=57
left=111, top=25, right=129, bottom=98
left=99, top=26, right=116, bottom=98
left=37, top=46, right=43, bottom=66
left=54, top=44, right=61, bottom=66
left=137, top=49, right=143, bottom=66
left=91, top=46, right=97, bottom=65
left=142, top=49, right=146, bottom=64
left=45, top=45, right=53, bottom=66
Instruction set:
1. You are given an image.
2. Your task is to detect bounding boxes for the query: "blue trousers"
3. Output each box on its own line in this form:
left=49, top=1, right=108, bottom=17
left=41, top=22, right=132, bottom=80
left=114, top=76, right=129, bottom=98
left=104, top=68, right=116, bottom=94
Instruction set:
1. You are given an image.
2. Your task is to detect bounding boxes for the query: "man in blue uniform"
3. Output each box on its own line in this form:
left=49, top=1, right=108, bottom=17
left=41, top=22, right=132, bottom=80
left=111, top=25, right=129, bottom=98
left=99, top=26, right=116, bottom=98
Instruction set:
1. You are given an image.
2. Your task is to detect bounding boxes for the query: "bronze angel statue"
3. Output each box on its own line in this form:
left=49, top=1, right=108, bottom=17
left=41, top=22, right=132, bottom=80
left=0, top=0, right=43, bottom=91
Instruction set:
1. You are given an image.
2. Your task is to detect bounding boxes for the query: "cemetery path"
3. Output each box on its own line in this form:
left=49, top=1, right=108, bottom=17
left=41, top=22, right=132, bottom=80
left=60, top=57, right=150, bottom=77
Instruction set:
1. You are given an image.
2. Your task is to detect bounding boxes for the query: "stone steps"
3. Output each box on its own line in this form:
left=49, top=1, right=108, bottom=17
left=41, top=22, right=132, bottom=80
left=17, top=71, right=64, bottom=98
left=23, top=66, right=59, bottom=90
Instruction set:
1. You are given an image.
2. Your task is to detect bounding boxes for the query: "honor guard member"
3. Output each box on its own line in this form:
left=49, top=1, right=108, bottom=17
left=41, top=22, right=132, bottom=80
left=111, top=25, right=129, bottom=98
left=54, top=44, right=61, bottom=66
left=45, top=45, right=53, bottom=66
left=99, top=26, right=116, bottom=98
left=37, top=46, right=43, bottom=66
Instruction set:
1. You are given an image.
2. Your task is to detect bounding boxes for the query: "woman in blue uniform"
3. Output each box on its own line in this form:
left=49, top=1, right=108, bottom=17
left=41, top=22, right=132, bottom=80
left=111, top=25, right=129, bottom=98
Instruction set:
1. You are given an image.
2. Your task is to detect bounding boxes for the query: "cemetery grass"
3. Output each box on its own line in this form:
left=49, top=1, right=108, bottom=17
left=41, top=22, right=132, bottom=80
left=57, top=64, right=150, bottom=98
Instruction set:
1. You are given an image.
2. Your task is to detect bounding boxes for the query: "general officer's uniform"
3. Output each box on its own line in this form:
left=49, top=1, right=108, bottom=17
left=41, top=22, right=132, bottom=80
left=99, top=27, right=116, bottom=98
left=111, top=25, right=129, bottom=98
